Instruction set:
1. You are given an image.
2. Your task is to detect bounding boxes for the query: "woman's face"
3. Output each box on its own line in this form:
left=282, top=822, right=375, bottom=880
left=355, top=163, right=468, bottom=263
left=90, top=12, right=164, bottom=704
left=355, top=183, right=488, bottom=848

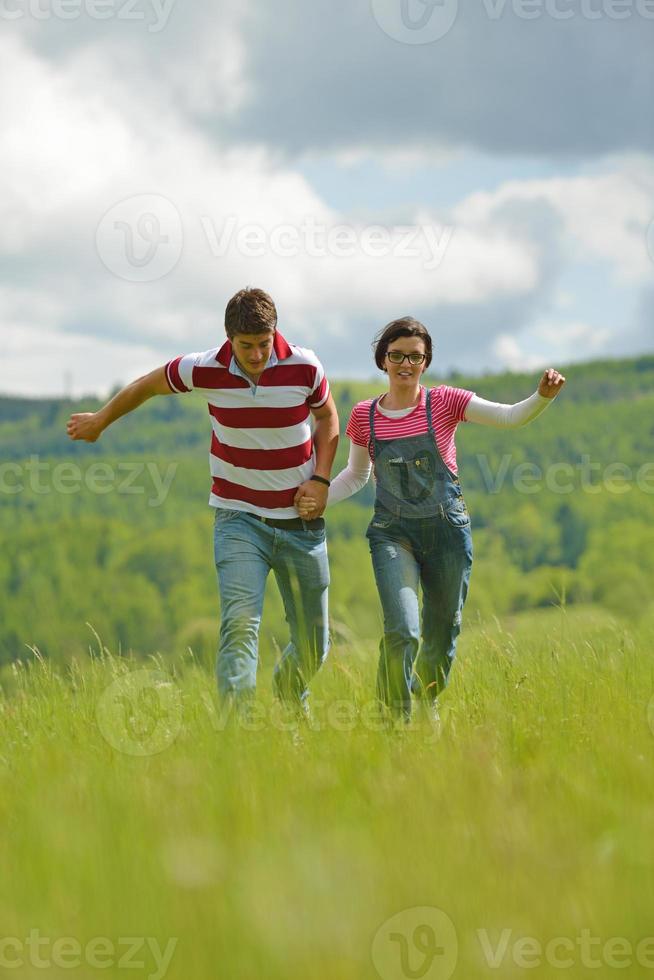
left=384, top=335, right=427, bottom=387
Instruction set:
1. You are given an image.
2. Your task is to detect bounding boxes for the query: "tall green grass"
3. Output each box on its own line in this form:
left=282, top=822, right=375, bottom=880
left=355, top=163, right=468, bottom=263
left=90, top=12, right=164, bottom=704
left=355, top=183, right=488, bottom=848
left=1, top=606, right=653, bottom=979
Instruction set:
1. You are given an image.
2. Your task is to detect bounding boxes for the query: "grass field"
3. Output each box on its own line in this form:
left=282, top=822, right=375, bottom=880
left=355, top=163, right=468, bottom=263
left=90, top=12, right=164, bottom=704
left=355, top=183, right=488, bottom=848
left=1, top=606, right=654, bottom=979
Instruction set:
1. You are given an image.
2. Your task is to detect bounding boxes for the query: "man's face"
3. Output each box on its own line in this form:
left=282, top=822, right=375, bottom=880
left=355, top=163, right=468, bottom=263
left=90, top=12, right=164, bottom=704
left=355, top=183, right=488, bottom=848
left=231, top=331, right=275, bottom=379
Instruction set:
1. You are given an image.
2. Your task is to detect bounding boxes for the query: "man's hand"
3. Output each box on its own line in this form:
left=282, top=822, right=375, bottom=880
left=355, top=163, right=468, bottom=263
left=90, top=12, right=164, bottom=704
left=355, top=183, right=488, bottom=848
left=66, top=412, right=105, bottom=443
left=65, top=367, right=172, bottom=444
left=538, top=368, right=566, bottom=399
left=294, top=480, right=328, bottom=518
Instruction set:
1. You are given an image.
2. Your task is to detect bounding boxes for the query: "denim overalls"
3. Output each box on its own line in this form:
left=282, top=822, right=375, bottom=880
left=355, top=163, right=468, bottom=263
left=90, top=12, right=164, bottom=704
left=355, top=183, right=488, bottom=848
left=366, top=387, right=473, bottom=719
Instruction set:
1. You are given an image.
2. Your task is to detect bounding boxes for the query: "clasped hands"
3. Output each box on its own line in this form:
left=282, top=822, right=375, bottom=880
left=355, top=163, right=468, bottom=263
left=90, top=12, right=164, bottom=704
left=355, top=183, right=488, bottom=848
left=294, top=478, right=328, bottom=519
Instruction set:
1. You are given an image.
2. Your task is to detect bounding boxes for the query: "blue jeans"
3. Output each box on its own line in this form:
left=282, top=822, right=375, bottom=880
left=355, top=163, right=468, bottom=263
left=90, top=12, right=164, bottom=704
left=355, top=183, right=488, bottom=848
left=366, top=506, right=473, bottom=719
left=213, top=509, right=330, bottom=704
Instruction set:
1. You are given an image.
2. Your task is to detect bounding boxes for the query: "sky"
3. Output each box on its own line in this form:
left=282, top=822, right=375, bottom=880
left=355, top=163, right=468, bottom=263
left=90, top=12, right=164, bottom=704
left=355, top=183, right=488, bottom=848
left=1, top=0, right=653, bottom=397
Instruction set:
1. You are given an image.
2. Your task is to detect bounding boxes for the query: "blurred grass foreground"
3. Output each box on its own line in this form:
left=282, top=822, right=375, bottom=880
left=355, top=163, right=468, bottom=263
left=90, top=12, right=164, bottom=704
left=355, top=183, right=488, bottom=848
left=1, top=605, right=654, bottom=980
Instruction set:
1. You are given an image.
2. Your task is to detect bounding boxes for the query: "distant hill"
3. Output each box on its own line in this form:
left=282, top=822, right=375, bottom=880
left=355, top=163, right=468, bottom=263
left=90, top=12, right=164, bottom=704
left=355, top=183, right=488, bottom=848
left=1, top=353, right=653, bottom=461
left=1, top=353, right=653, bottom=665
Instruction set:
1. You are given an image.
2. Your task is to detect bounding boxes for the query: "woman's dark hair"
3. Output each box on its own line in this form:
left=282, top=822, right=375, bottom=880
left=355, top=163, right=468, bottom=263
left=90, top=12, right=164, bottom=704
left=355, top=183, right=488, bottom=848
left=373, top=317, right=433, bottom=371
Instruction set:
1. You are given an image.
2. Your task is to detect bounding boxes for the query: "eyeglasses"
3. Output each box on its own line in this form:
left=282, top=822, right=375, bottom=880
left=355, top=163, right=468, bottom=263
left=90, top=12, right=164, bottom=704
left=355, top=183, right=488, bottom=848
left=386, top=351, right=427, bottom=365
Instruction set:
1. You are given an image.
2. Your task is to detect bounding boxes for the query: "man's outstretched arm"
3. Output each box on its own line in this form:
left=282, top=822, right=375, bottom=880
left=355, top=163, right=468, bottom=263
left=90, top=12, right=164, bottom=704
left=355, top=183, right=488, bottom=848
left=66, top=366, right=173, bottom=443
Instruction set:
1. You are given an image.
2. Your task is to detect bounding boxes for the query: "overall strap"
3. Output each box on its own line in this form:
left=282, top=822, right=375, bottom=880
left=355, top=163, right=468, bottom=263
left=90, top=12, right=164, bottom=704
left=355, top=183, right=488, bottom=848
left=368, top=397, right=381, bottom=447
left=425, top=387, right=434, bottom=435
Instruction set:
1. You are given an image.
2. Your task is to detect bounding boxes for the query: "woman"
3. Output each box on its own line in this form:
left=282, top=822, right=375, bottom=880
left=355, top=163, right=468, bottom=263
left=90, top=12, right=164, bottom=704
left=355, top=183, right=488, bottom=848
left=298, top=317, right=566, bottom=723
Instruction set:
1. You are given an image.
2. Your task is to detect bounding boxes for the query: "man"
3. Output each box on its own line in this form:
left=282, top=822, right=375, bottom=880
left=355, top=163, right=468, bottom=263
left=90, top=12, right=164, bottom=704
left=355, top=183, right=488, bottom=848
left=67, top=287, right=339, bottom=710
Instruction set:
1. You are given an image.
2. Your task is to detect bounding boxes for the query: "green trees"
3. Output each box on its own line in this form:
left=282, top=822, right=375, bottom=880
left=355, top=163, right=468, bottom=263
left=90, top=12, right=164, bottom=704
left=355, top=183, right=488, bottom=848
left=1, top=354, right=653, bottom=665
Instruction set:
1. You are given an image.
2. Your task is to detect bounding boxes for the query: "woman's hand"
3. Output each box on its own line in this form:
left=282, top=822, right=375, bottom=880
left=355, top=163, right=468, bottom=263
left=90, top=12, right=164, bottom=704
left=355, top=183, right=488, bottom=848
left=295, top=490, right=320, bottom=519
left=538, top=368, right=566, bottom=399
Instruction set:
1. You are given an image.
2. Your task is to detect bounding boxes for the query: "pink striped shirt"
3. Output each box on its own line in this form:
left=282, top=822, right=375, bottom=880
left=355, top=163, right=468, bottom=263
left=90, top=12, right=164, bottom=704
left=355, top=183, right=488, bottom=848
left=165, top=332, right=329, bottom=517
left=346, top=385, right=475, bottom=475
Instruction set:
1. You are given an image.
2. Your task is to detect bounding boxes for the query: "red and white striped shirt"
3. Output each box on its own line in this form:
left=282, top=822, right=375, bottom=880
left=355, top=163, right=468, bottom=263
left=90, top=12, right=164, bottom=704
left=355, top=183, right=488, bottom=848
left=165, top=332, right=330, bottom=517
left=346, top=385, right=475, bottom=475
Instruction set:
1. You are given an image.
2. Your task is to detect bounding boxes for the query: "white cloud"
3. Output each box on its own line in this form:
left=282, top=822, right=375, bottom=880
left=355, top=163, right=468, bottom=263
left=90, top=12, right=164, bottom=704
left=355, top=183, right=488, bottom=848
left=323, top=145, right=463, bottom=173
left=492, top=319, right=614, bottom=373
left=1, top=318, right=161, bottom=398
left=0, top=32, right=547, bottom=394
left=453, top=165, right=654, bottom=283
left=165, top=13, right=252, bottom=118
left=534, top=320, right=612, bottom=353
left=1, top=30, right=653, bottom=396
left=0, top=38, right=133, bottom=226
left=492, top=334, right=546, bottom=372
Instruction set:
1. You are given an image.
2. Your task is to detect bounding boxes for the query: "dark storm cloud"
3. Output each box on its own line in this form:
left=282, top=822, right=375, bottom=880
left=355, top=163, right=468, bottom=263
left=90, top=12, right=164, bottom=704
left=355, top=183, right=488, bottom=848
left=10, top=0, right=654, bottom=159
left=220, top=0, right=654, bottom=158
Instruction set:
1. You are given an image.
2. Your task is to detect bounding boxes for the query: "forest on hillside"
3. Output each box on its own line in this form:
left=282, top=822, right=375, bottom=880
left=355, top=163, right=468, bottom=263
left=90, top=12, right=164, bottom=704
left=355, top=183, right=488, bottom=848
left=1, top=354, right=653, bottom=666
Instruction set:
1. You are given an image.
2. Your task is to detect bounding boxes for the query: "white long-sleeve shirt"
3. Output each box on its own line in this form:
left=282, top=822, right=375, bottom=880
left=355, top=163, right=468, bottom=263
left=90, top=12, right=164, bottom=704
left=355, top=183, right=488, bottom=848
left=328, top=390, right=551, bottom=504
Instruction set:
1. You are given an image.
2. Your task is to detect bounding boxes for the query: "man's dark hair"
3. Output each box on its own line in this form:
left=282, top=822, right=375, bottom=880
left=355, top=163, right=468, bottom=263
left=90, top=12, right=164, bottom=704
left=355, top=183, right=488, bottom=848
left=372, top=316, right=433, bottom=371
left=224, top=288, right=278, bottom=338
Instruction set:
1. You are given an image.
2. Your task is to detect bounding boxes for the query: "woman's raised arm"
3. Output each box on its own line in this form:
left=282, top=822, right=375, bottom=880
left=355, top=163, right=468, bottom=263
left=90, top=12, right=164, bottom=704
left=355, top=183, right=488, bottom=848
left=464, top=368, right=566, bottom=428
